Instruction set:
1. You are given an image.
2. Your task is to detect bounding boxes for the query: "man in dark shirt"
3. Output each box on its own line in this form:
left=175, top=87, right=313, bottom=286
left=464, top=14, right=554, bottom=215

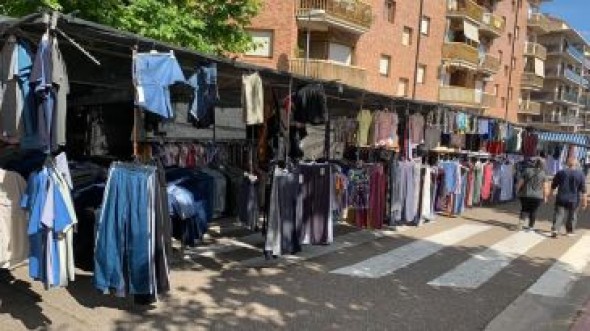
left=550, top=157, right=587, bottom=238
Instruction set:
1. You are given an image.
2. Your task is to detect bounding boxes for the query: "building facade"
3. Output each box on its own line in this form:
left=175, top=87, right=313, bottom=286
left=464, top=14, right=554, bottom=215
left=241, top=0, right=530, bottom=122
left=520, top=8, right=590, bottom=133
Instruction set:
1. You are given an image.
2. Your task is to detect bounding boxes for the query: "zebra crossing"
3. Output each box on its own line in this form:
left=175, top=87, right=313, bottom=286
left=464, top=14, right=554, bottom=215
left=189, top=219, right=590, bottom=299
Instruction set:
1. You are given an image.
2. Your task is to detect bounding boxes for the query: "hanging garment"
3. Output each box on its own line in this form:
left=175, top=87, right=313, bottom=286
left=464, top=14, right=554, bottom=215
left=472, top=161, right=483, bottom=205
left=268, top=167, right=301, bottom=256
left=0, top=168, right=28, bottom=268
left=133, top=52, right=185, bottom=119
left=389, top=159, right=403, bottom=224
left=368, top=164, right=385, bottom=229
left=294, top=84, right=327, bottom=125
left=242, top=72, right=264, bottom=125
left=356, top=109, right=372, bottom=146
left=1, top=36, right=34, bottom=144
left=22, top=162, right=77, bottom=288
left=95, top=162, right=170, bottom=298
left=187, top=63, right=218, bottom=126
left=420, top=167, right=433, bottom=222
left=299, top=163, right=332, bottom=244
left=481, top=162, right=494, bottom=201
left=348, top=167, right=370, bottom=227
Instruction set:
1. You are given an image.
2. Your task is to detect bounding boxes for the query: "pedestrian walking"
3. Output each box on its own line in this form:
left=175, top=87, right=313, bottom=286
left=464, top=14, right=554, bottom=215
left=549, top=157, right=587, bottom=238
left=516, top=158, right=548, bottom=231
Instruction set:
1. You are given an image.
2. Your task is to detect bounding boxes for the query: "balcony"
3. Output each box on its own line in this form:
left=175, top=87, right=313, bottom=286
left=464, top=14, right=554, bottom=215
left=564, top=68, right=590, bottom=88
left=446, top=0, right=484, bottom=24
left=296, top=0, right=373, bottom=34
left=521, top=72, right=544, bottom=90
left=480, top=54, right=501, bottom=74
left=289, top=58, right=367, bottom=89
left=566, top=46, right=586, bottom=64
left=481, top=12, right=506, bottom=37
left=523, top=42, right=547, bottom=60
left=528, top=13, right=550, bottom=33
left=442, top=42, right=479, bottom=69
left=482, top=93, right=497, bottom=108
left=518, top=101, right=542, bottom=115
left=438, top=86, right=489, bottom=108
left=561, top=91, right=580, bottom=104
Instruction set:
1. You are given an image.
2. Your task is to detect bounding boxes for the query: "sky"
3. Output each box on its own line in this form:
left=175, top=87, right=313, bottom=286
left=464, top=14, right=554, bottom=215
left=542, top=0, right=590, bottom=41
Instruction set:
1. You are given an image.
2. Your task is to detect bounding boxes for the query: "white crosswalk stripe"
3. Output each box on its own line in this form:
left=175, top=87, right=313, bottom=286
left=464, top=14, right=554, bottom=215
left=526, top=234, right=590, bottom=297
left=237, top=227, right=404, bottom=268
left=428, top=231, right=546, bottom=288
left=330, top=224, right=490, bottom=278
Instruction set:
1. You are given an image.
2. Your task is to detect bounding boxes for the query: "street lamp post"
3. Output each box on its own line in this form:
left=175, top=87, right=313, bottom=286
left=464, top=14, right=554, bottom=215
left=304, top=9, right=326, bottom=76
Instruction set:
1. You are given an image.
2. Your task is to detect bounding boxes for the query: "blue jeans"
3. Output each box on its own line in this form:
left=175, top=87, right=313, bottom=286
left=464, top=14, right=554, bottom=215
left=94, top=164, right=155, bottom=295
left=188, top=63, right=218, bottom=124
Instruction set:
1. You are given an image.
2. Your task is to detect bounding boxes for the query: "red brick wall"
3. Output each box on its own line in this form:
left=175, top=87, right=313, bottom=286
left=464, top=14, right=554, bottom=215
left=486, top=0, right=529, bottom=122
left=238, top=0, right=297, bottom=71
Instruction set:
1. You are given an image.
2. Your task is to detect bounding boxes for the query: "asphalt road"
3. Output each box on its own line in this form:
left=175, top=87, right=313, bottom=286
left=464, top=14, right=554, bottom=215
left=1, top=200, right=590, bottom=331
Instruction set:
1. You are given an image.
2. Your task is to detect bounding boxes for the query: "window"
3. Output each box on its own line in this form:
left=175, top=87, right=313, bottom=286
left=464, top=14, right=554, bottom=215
left=504, top=65, right=509, bottom=76
left=379, top=55, right=391, bottom=76
left=245, top=30, right=273, bottom=57
left=508, top=87, right=514, bottom=100
left=512, top=57, right=517, bottom=69
left=384, top=0, right=396, bottom=23
left=508, top=33, right=513, bottom=44
left=515, top=26, right=520, bottom=39
left=494, top=84, right=499, bottom=96
left=501, top=97, right=506, bottom=108
left=397, top=78, right=409, bottom=97
left=417, top=64, right=426, bottom=84
left=402, top=27, right=413, bottom=46
left=421, top=16, right=431, bottom=36
left=498, top=50, right=503, bottom=63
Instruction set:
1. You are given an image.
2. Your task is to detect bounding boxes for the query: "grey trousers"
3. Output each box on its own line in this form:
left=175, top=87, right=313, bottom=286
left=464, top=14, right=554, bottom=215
left=551, top=205, right=578, bottom=233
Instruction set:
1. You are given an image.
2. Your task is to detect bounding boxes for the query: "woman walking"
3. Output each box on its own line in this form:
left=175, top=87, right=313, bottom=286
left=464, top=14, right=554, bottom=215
left=516, top=158, right=548, bottom=231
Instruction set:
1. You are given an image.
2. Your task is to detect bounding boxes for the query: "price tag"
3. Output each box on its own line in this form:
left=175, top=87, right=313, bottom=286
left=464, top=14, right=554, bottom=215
left=136, top=86, right=145, bottom=103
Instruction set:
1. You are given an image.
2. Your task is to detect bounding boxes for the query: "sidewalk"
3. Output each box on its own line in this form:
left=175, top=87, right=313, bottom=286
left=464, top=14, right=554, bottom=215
left=571, top=299, right=590, bottom=331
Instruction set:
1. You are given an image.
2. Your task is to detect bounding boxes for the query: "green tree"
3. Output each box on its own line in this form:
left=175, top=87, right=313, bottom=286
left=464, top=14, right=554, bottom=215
left=0, top=0, right=262, bottom=54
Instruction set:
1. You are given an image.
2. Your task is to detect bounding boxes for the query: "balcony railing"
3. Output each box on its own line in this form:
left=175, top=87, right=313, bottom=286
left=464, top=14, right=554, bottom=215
left=480, top=54, right=500, bottom=73
left=482, top=93, right=497, bottom=108
left=439, top=86, right=488, bottom=108
left=521, top=72, right=544, bottom=90
left=442, top=42, right=479, bottom=67
left=564, top=68, right=590, bottom=88
left=524, top=42, right=547, bottom=60
left=296, top=0, right=373, bottom=31
left=518, top=101, right=542, bottom=115
left=289, top=58, right=367, bottom=89
left=528, top=13, right=550, bottom=32
left=560, top=91, right=580, bottom=104
left=481, top=12, right=506, bottom=35
left=544, top=116, right=584, bottom=126
left=447, top=0, right=484, bottom=23
left=567, top=46, right=585, bottom=63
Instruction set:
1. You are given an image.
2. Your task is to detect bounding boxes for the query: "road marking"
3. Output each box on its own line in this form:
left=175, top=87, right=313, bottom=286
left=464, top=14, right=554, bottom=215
left=184, top=233, right=264, bottom=258
left=238, top=229, right=392, bottom=268
left=527, top=234, right=590, bottom=297
left=330, top=224, right=490, bottom=278
left=428, top=231, right=545, bottom=288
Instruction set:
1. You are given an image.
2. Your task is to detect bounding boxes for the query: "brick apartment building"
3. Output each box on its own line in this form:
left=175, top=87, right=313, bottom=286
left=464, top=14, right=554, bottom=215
left=520, top=10, right=590, bottom=133
left=239, top=0, right=532, bottom=122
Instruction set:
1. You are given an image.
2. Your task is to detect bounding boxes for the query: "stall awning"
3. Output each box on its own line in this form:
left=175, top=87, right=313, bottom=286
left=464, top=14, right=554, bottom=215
left=537, top=131, right=589, bottom=159
left=464, top=21, right=480, bottom=43
left=537, top=132, right=588, bottom=147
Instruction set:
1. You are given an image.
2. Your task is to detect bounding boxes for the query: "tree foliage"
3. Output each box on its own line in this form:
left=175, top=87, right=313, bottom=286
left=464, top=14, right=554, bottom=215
left=0, top=0, right=262, bottom=54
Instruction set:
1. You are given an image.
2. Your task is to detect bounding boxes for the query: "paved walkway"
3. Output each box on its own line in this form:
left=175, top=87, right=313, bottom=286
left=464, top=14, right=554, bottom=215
left=1, top=198, right=590, bottom=330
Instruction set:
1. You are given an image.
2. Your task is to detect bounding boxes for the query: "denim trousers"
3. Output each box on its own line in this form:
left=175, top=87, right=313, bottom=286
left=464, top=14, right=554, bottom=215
left=94, top=164, right=155, bottom=295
